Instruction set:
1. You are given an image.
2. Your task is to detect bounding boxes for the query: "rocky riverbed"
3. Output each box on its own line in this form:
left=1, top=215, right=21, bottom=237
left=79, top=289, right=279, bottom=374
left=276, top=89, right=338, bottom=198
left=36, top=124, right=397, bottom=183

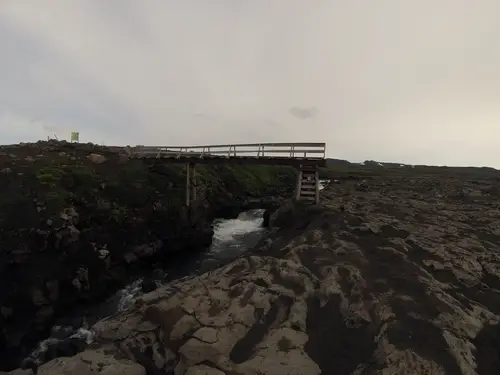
left=18, top=209, right=269, bottom=370
left=7, top=175, right=500, bottom=374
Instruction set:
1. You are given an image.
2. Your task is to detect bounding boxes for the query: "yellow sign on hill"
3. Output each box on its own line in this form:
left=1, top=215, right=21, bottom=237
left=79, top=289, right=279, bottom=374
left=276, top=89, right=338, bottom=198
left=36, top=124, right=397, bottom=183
left=70, top=132, right=79, bottom=142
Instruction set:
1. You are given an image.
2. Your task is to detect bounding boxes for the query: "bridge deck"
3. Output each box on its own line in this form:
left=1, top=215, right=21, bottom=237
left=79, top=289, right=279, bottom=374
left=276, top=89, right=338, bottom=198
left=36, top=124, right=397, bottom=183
left=132, top=142, right=326, bottom=166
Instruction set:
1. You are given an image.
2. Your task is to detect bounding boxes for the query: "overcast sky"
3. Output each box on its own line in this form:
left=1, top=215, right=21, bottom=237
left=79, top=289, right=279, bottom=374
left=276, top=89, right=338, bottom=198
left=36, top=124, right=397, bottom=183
left=1, top=0, right=500, bottom=167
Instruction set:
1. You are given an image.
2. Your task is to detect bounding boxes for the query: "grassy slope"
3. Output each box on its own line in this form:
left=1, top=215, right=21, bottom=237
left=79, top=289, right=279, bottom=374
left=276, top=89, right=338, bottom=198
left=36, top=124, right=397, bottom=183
left=0, top=141, right=296, bottom=231
left=0, top=141, right=298, bottom=277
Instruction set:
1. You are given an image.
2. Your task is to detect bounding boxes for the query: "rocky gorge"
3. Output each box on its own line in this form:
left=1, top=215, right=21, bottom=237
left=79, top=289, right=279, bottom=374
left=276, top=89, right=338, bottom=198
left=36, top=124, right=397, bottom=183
left=0, top=140, right=296, bottom=371
left=5, top=172, right=500, bottom=374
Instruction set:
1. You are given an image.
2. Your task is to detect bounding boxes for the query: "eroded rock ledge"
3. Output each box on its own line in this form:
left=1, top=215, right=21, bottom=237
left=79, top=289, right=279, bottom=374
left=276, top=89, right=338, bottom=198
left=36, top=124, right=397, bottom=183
left=10, top=176, right=500, bottom=375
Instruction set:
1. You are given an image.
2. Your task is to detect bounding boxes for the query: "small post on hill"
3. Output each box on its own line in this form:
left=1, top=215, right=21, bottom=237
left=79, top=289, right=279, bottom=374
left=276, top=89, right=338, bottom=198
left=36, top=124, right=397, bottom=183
left=70, top=132, right=79, bottom=143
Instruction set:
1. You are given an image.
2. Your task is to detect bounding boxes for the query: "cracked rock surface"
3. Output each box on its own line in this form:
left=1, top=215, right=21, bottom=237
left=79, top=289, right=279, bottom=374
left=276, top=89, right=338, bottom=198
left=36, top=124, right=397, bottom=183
left=13, top=176, right=500, bottom=374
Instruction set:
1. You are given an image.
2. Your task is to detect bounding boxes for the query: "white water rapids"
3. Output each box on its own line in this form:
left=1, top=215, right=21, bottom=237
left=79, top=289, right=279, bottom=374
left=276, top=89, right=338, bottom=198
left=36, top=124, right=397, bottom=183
left=24, top=180, right=329, bottom=367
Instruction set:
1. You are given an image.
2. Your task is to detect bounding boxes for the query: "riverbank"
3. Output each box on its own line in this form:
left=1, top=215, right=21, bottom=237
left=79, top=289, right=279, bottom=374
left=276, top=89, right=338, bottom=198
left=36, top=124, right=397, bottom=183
left=14, top=174, right=500, bottom=375
left=0, top=140, right=296, bottom=370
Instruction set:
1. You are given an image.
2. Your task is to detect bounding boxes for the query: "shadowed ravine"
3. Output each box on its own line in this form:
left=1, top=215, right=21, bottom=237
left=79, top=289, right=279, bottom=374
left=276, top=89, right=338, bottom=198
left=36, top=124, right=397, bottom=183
left=22, top=181, right=331, bottom=369
left=22, top=208, right=270, bottom=368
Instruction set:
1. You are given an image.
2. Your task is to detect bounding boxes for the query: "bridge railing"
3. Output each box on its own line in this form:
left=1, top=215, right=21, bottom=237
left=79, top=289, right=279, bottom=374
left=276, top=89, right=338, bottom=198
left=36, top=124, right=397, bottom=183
left=133, top=142, right=326, bottom=160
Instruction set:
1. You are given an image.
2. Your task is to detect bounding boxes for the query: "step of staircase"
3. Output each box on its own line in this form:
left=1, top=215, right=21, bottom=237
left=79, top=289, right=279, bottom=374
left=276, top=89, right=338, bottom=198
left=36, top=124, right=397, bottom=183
left=295, top=165, right=320, bottom=204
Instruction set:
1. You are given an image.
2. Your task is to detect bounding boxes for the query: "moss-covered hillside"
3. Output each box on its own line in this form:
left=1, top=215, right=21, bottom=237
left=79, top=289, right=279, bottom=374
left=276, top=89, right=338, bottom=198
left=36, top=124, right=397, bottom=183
left=0, top=140, right=297, bottom=370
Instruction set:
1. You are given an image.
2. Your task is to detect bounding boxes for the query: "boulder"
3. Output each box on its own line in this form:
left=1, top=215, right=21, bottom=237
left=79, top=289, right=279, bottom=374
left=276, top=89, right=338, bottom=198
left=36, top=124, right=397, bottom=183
left=86, top=153, right=107, bottom=164
left=141, top=278, right=157, bottom=294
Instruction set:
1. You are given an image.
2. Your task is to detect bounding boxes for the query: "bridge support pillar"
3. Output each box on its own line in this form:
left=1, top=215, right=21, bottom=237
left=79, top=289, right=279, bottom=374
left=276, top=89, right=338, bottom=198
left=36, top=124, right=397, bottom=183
left=295, top=165, right=320, bottom=204
left=185, top=163, right=197, bottom=207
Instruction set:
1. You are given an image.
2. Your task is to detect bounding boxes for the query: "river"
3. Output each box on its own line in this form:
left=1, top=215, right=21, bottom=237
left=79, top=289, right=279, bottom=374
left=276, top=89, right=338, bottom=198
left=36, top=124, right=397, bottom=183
left=23, top=208, right=268, bottom=367
left=22, top=180, right=329, bottom=368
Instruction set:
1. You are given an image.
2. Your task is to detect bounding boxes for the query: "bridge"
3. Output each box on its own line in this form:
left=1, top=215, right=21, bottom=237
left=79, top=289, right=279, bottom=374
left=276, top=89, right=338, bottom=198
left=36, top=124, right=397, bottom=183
left=132, top=142, right=326, bottom=206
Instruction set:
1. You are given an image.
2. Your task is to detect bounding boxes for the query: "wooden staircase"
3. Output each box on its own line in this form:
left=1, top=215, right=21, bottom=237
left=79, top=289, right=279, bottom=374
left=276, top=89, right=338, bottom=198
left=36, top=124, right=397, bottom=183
left=295, top=165, right=320, bottom=204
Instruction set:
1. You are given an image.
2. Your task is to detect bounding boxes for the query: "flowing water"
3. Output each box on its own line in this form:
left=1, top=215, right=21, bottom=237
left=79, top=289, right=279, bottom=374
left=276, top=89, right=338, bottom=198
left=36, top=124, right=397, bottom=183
left=23, top=209, right=268, bottom=367
left=23, top=180, right=330, bottom=367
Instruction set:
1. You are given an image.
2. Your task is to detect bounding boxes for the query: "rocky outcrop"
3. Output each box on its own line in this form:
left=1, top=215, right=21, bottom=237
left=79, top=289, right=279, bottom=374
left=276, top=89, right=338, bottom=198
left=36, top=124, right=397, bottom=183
left=12, top=175, right=500, bottom=374
left=0, top=140, right=296, bottom=371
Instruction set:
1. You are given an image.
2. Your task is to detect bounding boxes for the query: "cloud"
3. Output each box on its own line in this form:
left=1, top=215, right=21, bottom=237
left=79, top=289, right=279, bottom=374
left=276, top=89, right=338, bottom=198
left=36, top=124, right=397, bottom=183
left=1, top=1, right=500, bottom=166
left=289, top=107, right=319, bottom=120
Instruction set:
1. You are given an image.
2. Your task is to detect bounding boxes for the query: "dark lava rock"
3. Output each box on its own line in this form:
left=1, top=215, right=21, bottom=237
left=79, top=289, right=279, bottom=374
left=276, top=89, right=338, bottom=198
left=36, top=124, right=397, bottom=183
left=141, top=278, right=157, bottom=294
left=13, top=174, right=500, bottom=374
left=44, top=336, right=88, bottom=363
left=262, top=209, right=271, bottom=228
